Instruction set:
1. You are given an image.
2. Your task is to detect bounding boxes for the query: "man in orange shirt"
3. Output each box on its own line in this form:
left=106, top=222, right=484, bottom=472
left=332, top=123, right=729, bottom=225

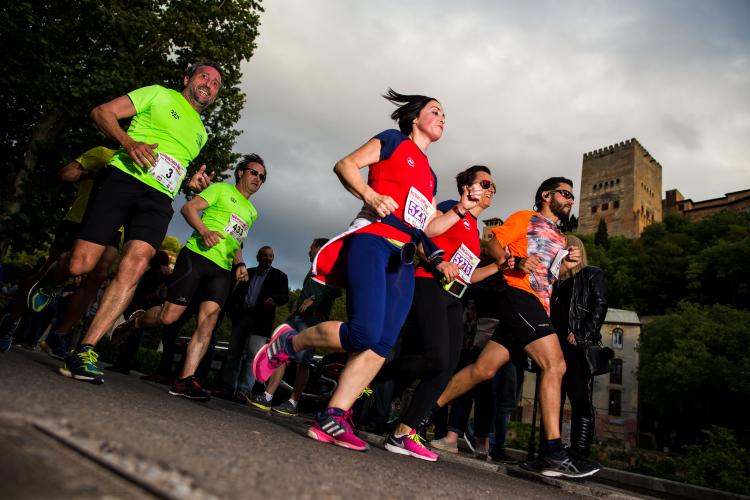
left=433, top=177, right=599, bottom=479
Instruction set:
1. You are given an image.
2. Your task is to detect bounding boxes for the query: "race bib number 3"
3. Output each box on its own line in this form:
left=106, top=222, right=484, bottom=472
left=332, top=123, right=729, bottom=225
left=450, top=243, right=480, bottom=283
left=224, top=213, right=249, bottom=242
left=150, top=153, right=186, bottom=194
left=403, top=186, right=435, bottom=230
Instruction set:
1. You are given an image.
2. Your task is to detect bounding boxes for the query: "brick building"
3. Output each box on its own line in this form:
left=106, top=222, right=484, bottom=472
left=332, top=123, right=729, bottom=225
left=577, top=138, right=662, bottom=238
left=663, top=188, right=750, bottom=221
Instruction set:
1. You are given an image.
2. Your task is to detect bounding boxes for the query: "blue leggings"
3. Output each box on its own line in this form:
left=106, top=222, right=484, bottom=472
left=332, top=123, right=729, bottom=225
left=338, top=233, right=415, bottom=357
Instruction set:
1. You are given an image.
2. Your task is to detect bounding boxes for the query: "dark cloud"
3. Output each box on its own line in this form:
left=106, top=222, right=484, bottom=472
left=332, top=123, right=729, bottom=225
left=169, top=1, right=750, bottom=288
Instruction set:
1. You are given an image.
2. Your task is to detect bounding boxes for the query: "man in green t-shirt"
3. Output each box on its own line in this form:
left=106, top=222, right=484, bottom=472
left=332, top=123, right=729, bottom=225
left=54, top=62, right=221, bottom=384
left=0, top=147, right=120, bottom=353
left=113, top=154, right=266, bottom=400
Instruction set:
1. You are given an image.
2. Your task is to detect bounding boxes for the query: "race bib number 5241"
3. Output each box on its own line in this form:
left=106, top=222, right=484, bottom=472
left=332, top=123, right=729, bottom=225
left=403, top=187, right=435, bottom=230
left=450, top=243, right=480, bottom=283
left=150, top=153, right=186, bottom=194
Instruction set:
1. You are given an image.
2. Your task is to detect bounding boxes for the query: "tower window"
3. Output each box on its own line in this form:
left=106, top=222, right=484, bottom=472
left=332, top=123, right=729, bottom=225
left=613, top=200, right=620, bottom=209
left=602, top=203, right=609, bottom=211
left=591, top=206, right=597, bottom=214
left=616, top=178, right=620, bottom=184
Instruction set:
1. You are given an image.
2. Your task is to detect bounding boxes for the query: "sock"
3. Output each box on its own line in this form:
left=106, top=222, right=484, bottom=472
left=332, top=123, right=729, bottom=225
left=288, top=398, right=298, bottom=408
left=80, top=343, right=95, bottom=351
left=263, top=391, right=273, bottom=402
left=547, top=438, right=563, bottom=454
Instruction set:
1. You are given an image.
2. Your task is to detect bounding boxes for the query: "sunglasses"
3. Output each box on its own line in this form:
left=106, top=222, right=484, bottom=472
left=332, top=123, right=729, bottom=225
left=478, top=180, right=496, bottom=190
left=549, top=189, right=574, bottom=200
left=246, top=168, right=266, bottom=183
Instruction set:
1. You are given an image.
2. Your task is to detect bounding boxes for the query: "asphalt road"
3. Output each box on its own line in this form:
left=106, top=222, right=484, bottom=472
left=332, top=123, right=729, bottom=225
left=0, top=348, right=638, bottom=499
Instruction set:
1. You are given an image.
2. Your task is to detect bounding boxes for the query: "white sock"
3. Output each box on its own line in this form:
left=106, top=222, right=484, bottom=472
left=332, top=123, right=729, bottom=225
left=263, top=391, right=273, bottom=402
left=288, top=398, right=298, bottom=408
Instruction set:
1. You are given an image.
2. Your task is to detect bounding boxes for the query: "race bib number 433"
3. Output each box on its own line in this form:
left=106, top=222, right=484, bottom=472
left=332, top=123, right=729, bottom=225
left=450, top=243, right=480, bottom=283
left=150, top=153, right=186, bottom=194
left=403, top=186, right=435, bottom=230
left=224, top=213, right=249, bottom=242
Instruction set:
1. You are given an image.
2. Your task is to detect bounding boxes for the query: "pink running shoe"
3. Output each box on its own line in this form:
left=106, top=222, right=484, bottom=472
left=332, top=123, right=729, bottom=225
left=384, top=429, right=439, bottom=462
left=252, top=323, right=296, bottom=383
left=307, top=408, right=369, bottom=452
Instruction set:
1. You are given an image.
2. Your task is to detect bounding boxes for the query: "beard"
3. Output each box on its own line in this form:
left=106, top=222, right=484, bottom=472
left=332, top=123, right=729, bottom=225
left=550, top=197, right=571, bottom=220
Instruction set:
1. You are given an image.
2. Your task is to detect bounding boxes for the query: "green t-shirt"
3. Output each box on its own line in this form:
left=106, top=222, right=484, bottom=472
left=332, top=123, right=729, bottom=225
left=64, top=146, right=116, bottom=223
left=185, top=182, right=257, bottom=270
left=109, top=85, right=207, bottom=198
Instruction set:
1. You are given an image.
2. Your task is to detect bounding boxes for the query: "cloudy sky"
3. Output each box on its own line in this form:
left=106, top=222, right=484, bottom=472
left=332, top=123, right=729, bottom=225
left=168, top=0, right=750, bottom=288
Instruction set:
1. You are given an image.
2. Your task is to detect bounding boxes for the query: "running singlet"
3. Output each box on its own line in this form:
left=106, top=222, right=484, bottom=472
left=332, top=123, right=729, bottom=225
left=356, top=129, right=437, bottom=243
left=109, top=85, right=207, bottom=199
left=492, top=210, right=567, bottom=313
left=63, top=146, right=116, bottom=223
left=184, top=182, right=257, bottom=270
left=414, top=200, right=480, bottom=281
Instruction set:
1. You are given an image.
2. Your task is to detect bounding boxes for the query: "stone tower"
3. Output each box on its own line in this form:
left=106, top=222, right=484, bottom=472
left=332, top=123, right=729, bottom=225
left=578, top=138, right=662, bottom=238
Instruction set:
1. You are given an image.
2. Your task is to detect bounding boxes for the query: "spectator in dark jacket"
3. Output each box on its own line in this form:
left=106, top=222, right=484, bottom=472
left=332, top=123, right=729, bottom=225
left=550, top=235, right=607, bottom=461
left=221, top=246, right=288, bottom=399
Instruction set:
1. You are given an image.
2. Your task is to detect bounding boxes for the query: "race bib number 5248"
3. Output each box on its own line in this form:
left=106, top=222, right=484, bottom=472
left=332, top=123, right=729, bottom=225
left=403, top=187, right=435, bottom=230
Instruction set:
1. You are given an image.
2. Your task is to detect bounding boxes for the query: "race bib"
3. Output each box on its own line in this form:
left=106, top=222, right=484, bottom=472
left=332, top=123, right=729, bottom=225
left=224, top=213, right=249, bottom=242
left=449, top=243, right=480, bottom=283
left=550, top=248, right=570, bottom=279
left=403, top=186, right=435, bottom=230
left=150, top=153, right=186, bottom=194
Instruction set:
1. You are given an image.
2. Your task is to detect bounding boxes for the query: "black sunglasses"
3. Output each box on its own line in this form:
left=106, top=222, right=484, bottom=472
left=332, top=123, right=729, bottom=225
left=549, top=189, right=574, bottom=200
left=246, top=168, right=266, bottom=183
left=478, top=180, right=496, bottom=190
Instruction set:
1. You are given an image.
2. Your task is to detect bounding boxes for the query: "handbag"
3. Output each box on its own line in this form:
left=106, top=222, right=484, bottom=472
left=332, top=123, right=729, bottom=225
left=584, top=343, right=614, bottom=376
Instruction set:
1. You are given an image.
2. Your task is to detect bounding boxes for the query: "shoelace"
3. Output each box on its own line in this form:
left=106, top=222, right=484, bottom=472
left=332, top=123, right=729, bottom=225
left=357, top=386, right=373, bottom=398
left=269, top=352, right=289, bottom=369
left=330, top=409, right=355, bottom=432
left=78, top=348, right=99, bottom=365
left=407, top=431, right=428, bottom=448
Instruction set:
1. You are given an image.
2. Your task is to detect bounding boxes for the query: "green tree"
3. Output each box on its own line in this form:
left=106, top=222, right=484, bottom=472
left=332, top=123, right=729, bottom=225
left=675, top=426, right=750, bottom=495
left=0, top=0, right=264, bottom=258
left=638, top=302, right=750, bottom=448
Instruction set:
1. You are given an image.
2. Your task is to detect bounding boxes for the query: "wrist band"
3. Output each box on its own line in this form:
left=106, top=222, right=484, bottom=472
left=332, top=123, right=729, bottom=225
left=452, top=205, right=467, bottom=218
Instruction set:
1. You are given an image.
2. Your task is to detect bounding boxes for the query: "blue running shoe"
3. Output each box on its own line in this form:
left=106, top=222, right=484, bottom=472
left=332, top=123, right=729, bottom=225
left=59, top=345, right=104, bottom=384
left=28, top=287, right=54, bottom=313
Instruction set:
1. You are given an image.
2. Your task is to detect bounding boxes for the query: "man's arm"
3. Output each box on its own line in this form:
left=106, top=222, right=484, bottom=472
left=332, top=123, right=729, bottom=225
left=57, top=161, right=89, bottom=183
left=180, top=195, right=224, bottom=248
left=90, top=95, right=157, bottom=169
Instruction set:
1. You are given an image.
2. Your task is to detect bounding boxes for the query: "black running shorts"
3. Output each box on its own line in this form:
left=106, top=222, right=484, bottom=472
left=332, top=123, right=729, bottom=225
left=489, top=287, right=557, bottom=350
left=78, top=167, right=173, bottom=251
left=166, top=247, right=232, bottom=307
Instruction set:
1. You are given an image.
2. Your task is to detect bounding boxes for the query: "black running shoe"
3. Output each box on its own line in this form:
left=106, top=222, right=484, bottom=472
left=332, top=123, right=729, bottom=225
left=169, top=376, right=210, bottom=401
left=490, top=448, right=519, bottom=464
left=542, top=450, right=600, bottom=478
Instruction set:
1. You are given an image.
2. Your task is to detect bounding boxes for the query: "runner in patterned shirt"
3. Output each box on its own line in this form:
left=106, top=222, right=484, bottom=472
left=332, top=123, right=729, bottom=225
left=432, top=177, right=600, bottom=479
